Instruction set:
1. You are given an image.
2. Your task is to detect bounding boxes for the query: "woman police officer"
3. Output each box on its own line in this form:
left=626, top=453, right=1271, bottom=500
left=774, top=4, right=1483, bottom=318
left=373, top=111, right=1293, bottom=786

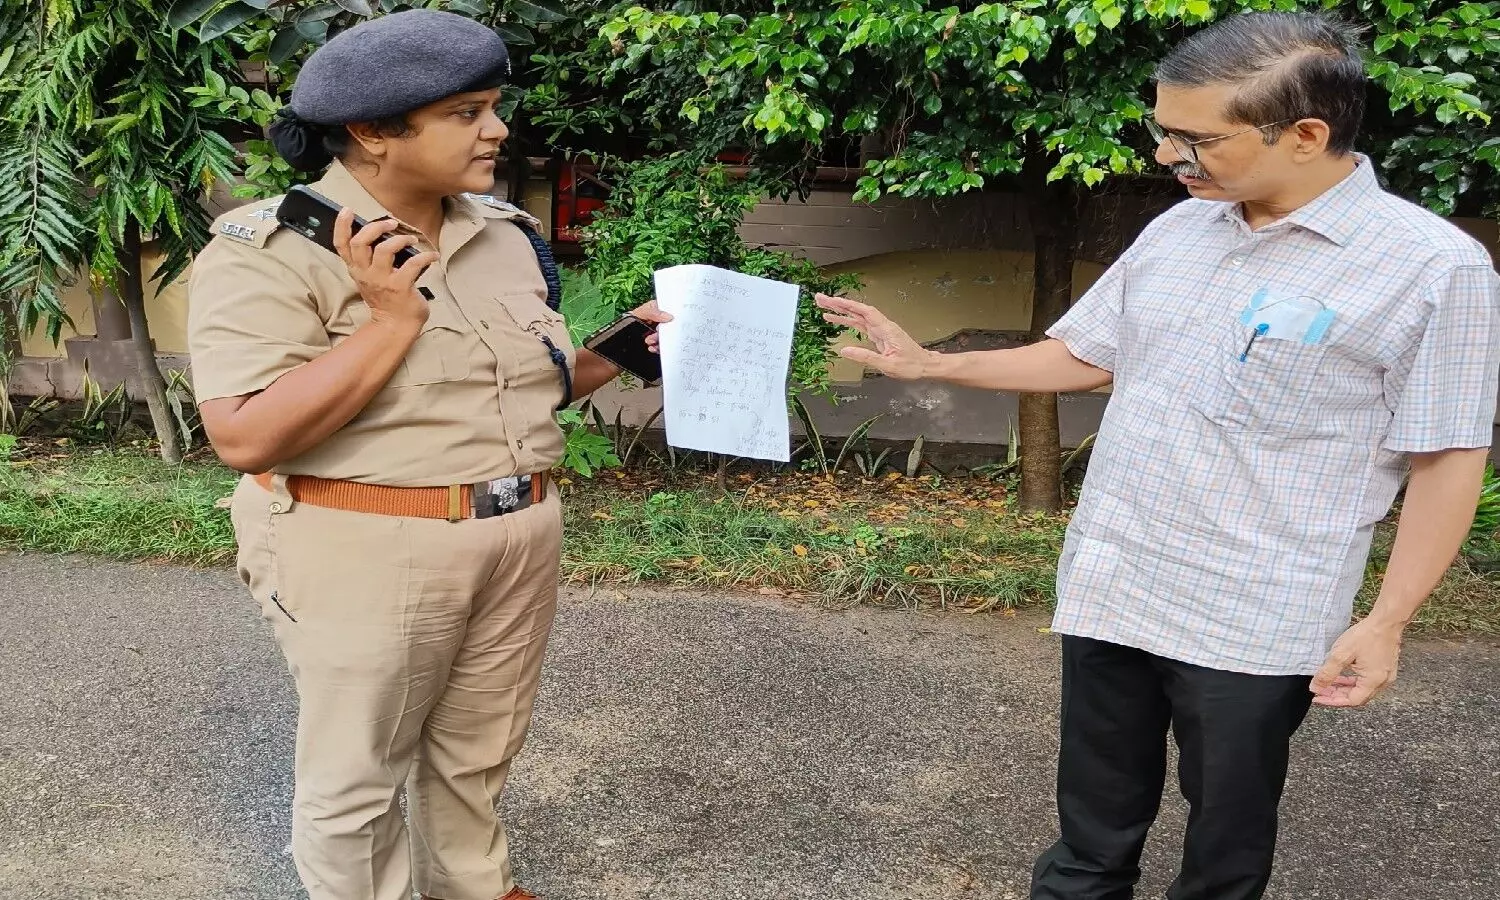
left=186, top=11, right=666, bottom=900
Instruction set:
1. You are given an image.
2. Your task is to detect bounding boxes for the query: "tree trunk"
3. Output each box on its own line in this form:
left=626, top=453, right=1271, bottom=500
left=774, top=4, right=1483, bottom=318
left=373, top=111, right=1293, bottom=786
left=120, top=223, right=182, bottom=464
left=1017, top=152, right=1082, bottom=513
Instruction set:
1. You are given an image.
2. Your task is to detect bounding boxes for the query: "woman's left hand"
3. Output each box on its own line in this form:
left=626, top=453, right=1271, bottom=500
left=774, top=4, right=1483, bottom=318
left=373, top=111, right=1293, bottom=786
left=631, top=299, right=672, bottom=353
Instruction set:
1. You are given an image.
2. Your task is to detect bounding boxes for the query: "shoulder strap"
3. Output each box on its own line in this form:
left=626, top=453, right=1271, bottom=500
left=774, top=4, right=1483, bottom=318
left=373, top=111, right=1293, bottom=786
left=211, top=197, right=285, bottom=249
left=513, top=221, right=563, bottom=312
left=460, top=192, right=561, bottom=312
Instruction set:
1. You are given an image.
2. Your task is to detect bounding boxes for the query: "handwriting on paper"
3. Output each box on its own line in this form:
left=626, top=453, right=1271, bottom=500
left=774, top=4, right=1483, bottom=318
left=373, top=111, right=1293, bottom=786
left=654, top=264, right=799, bottom=462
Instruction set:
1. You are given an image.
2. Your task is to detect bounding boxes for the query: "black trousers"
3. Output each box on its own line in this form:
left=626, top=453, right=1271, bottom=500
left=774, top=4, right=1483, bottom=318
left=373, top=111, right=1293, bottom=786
left=1031, top=636, right=1314, bottom=900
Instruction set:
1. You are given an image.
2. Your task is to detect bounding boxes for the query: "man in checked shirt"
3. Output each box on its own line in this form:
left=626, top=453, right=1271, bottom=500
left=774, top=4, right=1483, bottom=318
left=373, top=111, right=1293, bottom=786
left=818, top=10, right=1500, bottom=900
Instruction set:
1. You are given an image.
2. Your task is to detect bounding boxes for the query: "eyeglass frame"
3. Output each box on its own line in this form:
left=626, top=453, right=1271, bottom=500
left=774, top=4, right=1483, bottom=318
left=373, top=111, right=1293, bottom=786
left=1144, top=117, right=1293, bottom=164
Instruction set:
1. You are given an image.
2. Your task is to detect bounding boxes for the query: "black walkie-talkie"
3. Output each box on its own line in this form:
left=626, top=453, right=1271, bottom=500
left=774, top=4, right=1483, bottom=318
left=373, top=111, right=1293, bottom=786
left=276, top=185, right=435, bottom=300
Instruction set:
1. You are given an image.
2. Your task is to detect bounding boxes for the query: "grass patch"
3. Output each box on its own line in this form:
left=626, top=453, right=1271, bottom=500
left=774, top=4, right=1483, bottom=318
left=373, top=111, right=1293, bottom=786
left=3, top=445, right=1500, bottom=634
left=561, top=473, right=1064, bottom=610
left=1357, top=528, right=1500, bottom=635
left=0, top=448, right=238, bottom=565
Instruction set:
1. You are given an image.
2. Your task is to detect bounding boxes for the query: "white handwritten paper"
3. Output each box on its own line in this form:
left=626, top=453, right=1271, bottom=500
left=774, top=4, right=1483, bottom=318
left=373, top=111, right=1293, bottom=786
left=654, top=264, right=799, bottom=461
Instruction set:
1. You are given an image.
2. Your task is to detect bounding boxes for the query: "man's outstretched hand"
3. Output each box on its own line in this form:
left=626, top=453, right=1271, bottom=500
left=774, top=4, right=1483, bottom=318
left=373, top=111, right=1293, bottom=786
left=816, top=293, right=933, bottom=381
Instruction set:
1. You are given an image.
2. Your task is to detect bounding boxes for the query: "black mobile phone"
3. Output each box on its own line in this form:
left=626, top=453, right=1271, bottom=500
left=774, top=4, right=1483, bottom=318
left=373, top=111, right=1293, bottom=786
left=583, top=315, right=662, bottom=386
left=276, top=185, right=429, bottom=272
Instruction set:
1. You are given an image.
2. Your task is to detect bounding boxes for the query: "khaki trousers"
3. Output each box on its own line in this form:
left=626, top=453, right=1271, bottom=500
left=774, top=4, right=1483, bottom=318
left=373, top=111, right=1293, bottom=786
left=231, top=474, right=562, bottom=900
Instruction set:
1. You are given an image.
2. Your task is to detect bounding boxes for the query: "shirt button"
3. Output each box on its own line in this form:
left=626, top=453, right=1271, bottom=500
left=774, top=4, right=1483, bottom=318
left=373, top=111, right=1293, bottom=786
left=515, top=439, right=524, bottom=449
left=480, top=320, right=490, bottom=329
left=269, top=502, right=283, bottom=513
left=1230, top=256, right=1246, bottom=267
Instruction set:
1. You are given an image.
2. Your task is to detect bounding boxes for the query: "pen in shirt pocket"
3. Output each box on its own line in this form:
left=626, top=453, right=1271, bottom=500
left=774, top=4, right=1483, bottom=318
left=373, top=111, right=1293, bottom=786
left=1239, top=322, right=1269, bottom=362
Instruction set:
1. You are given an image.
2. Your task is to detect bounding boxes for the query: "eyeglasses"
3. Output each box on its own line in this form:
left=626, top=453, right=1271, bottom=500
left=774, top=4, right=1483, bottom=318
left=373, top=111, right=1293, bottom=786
left=1144, top=118, right=1291, bottom=164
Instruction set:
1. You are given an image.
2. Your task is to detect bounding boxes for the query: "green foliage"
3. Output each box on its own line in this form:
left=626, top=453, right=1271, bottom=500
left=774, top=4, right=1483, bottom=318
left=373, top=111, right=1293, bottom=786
left=0, top=450, right=239, bottom=565
left=789, top=395, right=887, bottom=476
left=599, top=0, right=1499, bottom=216
left=556, top=406, right=621, bottom=477
left=1469, top=462, right=1500, bottom=547
left=582, top=152, right=861, bottom=396
left=595, top=0, right=1498, bottom=509
left=168, top=0, right=570, bottom=66
left=573, top=486, right=1064, bottom=610
left=0, top=0, right=244, bottom=341
left=558, top=268, right=616, bottom=346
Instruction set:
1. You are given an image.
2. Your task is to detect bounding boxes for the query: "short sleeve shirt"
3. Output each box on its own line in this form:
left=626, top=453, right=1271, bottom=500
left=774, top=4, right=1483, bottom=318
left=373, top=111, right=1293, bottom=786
left=1046, top=157, right=1500, bottom=675
left=186, top=161, right=576, bottom=486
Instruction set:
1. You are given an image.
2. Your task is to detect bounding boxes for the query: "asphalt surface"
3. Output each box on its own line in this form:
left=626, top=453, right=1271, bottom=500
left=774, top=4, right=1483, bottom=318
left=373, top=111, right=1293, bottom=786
left=0, top=551, right=1497, bottom=900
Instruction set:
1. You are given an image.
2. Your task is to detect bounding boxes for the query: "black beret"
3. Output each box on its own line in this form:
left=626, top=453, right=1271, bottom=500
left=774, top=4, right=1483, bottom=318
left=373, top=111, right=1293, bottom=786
left=269, top=9, right=510, bottom=170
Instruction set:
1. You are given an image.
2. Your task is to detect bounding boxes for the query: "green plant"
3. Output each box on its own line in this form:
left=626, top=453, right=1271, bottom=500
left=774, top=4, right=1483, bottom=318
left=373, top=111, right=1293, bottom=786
left=10, top=397, right=58, bottom=437
left=789, top=394, right=826, bottom=474
left=852, top=444, right=894, bottom=477
left=559, top=268, right=617, bottom=347
left=75, top=363, right=134, bottom=446
left=0, top=433, right=15, bottom=459
left=1061, top=432, right=1097, bottom=477
left=974, top=421, right=1097, bottom=484
left=1468, top=462, right=1500, bottom=546
left=789, top=395, right=887, bottom=476
left=0, top=346, right=13, bottom=435
left=834, top=414, right=884, bottom=473
left=620, top=406, right=663, bottom=468
left=582, top=152, right=861, bottom=398
left=163, top=367, right=203, bottom=452
left=555, top=406, right=619, bottom=478
left=905, top=434, right=926, bottom=479
left=973, top=418, right=1025, bottom=482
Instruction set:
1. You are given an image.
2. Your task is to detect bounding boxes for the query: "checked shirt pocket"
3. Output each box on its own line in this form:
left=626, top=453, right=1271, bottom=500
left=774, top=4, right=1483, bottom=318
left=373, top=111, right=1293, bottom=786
left=1192, top=319, right=1330, bottom=433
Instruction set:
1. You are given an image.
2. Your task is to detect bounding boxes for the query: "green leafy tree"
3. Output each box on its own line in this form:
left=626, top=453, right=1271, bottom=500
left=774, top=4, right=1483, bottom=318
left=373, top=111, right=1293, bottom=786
left=594, top=0, right=1499, bottom=511
left=0, top=0, right=245, bottom=462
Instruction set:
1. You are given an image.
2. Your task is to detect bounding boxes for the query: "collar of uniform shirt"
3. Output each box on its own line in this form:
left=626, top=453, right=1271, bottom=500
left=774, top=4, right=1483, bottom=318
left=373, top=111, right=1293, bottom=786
left=315, top=159, right=487, bottom=263
left=1212, top=152, right=1380, bottom=247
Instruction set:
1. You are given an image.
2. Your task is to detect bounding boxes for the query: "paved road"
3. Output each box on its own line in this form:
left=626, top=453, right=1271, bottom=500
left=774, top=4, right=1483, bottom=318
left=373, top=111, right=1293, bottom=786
left=1, top=551, right=1497, bottom=900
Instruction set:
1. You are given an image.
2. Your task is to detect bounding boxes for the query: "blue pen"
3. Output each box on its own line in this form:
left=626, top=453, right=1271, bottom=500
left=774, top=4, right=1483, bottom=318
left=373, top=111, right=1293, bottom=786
left=1239, top=322, right=1269, bottom=362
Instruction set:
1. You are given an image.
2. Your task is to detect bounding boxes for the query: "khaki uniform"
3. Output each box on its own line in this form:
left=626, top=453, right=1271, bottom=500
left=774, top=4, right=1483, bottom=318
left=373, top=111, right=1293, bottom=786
left=187, top=161, right=575, bottom=900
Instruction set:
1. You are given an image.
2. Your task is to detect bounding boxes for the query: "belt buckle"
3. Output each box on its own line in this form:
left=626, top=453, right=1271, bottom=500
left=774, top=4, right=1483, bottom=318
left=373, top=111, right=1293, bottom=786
left=471, top=474, right=532, bottom=519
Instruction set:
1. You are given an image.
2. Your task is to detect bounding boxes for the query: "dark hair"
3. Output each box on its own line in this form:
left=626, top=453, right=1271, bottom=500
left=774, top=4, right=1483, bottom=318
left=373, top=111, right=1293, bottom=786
left=268, top=111, right=416, bottom=171
left=1153, top=11, right=1367, bottom=154
left=322, top=115, right=417, bottom=162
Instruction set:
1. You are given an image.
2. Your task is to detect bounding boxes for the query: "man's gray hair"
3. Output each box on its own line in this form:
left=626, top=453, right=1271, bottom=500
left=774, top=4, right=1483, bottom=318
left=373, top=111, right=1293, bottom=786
left=1154, top=11, right=1368, bottom=155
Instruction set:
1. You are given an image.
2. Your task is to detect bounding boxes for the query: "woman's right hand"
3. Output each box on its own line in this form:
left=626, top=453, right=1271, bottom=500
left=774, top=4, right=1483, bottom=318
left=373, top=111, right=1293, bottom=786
left=333, top=207, right=440, bottom=331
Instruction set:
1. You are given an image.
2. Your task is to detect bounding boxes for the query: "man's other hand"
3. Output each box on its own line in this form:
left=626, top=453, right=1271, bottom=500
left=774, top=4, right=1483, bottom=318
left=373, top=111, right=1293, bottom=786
left=1310, top=619, right=1403, bottom=708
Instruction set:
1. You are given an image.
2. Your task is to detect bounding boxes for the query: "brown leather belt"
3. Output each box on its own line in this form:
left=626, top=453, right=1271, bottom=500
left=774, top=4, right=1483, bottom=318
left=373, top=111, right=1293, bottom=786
left=252, top=471, right=549, bottom=522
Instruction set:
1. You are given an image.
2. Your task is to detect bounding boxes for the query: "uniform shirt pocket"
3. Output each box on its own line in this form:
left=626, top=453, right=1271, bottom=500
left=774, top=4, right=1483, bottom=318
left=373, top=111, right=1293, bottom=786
left=489, top=299, right=576, bottom=410
left=395, top=299, right=474, bottom=386
left=328, top=297, right=473, bottom=387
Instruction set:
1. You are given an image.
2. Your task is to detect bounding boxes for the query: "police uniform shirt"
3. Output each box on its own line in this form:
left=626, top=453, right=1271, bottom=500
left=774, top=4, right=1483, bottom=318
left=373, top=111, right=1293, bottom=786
left=187, top=160, right=575, bottom=487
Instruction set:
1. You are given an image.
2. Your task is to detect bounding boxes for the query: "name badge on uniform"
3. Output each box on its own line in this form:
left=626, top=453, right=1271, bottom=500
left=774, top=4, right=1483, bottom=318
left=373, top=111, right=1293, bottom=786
left=1239, top=288, right=1335, bottom=345
left=220, top=222, right=256, bottom=241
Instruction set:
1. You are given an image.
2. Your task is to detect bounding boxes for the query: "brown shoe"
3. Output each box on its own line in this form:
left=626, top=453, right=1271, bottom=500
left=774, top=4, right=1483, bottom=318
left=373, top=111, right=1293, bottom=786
left=420, top=888, right=537, bottom=900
